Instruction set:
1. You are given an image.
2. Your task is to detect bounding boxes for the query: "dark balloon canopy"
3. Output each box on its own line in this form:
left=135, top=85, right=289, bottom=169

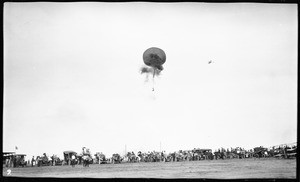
left=143, top=47, right=166, bottom=71
left=141, top=47, right=166, bottom=92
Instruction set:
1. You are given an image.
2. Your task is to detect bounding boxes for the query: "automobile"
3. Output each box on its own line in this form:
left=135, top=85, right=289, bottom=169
left=63, top=151, right=77, bottom=165
left=3, top=152, right=15, bottom=167
left=12, top=154, right=27, bottom=167
left=36, top=153, right=52, bottom=167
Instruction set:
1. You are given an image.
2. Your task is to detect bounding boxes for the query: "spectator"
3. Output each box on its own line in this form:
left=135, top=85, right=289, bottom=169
left=51, top=155, right=55, bottom=166
left=71, top=154, right=76, bottom=167
left=31, top=156, right=35, bottom=167
left=5, top=157, right=10, bottom=167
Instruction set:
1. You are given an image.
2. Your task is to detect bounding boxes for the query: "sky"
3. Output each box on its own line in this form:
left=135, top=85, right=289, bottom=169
left=3, top=2, right=297, bottom=159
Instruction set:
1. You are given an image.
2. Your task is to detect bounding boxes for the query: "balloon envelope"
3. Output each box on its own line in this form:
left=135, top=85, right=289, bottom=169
left=143, top=47, right=166, bottom=70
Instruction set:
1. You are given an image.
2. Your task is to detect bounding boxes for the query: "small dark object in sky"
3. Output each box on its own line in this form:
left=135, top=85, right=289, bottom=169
left=208, top=60, right=213, bottom=64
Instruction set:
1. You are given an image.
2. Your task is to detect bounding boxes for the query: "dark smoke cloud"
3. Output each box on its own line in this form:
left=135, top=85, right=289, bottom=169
left=140, top=66, right=161, bottom=83
left=140, top=66, right=161, bottom=76
left=140, top=66, right=152, bottom=74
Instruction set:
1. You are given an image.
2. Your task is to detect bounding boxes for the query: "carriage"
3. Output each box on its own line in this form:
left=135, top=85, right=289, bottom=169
left=11, top=154, right=27, bottom=167
left=253, top=147, right=268, bottom=158
left=285, top=145, right=297, bottom=158
left=111, top=153, right=123, bottom=164
left=63, top=151, right=77, bottom=165
left=228, top=147, right=247, bottom=159
left=3, top=152, right=15, bottom=168
left=271, top=144, right=297, bottom=159
left=124, top=152, right=139, bottom=163
left=36, top=153, right=52, bottom=167
left=193, top=149, right=214, bottom=160
left=95, top=152, right=108, bottom=164
left=52, top=155, right=64, bottom=166
left=3, top=153, right=27, bottom=168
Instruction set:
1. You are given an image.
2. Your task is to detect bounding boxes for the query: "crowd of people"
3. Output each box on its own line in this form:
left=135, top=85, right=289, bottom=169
left=3, top=143, right=297, bottom=168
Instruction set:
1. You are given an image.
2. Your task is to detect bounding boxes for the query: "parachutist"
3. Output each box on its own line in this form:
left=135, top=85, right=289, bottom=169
left=152, top=88, right=154, bottom=91
left=208, top=60, right=212, bottom=64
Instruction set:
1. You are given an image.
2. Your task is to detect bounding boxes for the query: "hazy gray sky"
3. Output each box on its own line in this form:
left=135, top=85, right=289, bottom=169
left=3, top=2, right=297, bottom=159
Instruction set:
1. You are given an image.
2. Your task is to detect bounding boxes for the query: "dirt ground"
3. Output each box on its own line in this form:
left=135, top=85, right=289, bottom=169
left=2, top=158, right=296, bottom=179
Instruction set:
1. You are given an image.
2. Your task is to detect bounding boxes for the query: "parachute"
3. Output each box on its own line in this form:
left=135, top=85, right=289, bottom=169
left=141, top=47, right=166, bottom=91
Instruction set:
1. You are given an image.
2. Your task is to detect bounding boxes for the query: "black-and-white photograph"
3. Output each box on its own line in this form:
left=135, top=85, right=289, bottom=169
left=3, top=2, right=297, bottom=179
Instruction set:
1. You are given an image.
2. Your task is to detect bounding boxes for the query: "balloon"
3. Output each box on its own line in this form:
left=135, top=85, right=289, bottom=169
left=141, top=47, right=166, bottom=92
left=143, top=47, right=166, bottom=70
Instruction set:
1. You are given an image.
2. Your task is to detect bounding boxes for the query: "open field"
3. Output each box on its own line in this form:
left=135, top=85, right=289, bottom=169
left=2, top=158, right=296, bottom=179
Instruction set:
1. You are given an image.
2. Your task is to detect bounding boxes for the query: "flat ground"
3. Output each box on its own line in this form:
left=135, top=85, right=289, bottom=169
left=2, top=158, right=296, bottom=179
